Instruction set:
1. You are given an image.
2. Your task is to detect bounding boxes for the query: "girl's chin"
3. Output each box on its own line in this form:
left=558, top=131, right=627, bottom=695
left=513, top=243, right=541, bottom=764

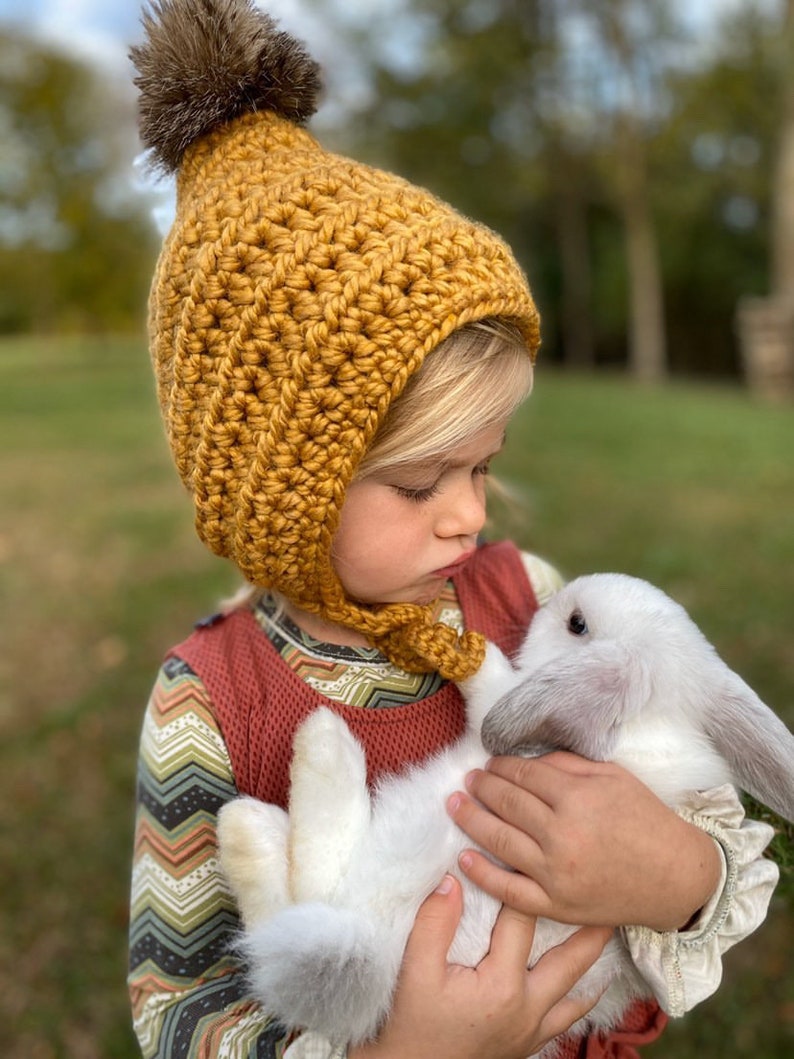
left=414, top=585, right=446, bottom=606
left=356, top=581, right=446, bottom=609
left=394, top=580, right=448, bottom=608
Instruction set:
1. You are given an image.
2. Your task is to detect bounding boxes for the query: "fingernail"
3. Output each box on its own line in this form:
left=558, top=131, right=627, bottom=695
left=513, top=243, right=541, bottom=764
left=459, top=852, right=473, bottom=871
left=447, top=793, right=461, bottom=813
left=464, top=769, right=479, bottom=789
left=435, top=874, right=454, bottom=895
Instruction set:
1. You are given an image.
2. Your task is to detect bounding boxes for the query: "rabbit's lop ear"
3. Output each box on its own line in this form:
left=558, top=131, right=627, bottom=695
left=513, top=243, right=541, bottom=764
left=702, top=672, right=794, bottom=822
left=481, top=641, right=652, bottom=760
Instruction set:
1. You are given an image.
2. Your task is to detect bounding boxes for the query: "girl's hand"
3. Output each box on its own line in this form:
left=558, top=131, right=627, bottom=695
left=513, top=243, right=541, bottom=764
left=448, top=752, right=721, bottom=933
left=351, top=874, right=610, bottom=1059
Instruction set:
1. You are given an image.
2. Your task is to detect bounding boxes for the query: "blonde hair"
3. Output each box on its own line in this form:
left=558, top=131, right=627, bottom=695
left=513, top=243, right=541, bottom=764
left=357, top=319, right=533, bottom=480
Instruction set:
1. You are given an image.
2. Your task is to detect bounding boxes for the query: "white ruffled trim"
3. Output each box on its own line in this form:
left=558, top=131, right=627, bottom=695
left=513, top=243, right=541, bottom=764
left=622, top=783, right=779, bottom=1016
left=284, top=1032, right=344, bottom=1059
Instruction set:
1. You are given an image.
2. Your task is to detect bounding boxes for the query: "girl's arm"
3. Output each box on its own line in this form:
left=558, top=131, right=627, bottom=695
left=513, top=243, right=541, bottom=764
left=128, top=658, right=291, bottom=1057
left=448, top=752, right=779, bottom=1015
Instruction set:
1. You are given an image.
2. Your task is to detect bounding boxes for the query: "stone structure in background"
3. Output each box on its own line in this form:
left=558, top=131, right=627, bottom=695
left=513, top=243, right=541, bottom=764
left=737, top=297, right=794, bottom=401
left=738, top=0, right=794, bottom=401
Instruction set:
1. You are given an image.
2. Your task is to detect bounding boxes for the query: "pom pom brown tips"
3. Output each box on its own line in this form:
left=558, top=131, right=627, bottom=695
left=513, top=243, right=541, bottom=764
left=130, top=0, right=322, bottom=172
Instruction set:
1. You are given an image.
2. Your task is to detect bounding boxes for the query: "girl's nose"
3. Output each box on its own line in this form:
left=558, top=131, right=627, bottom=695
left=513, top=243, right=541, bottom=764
left=435, top=476, right=487, bottom=539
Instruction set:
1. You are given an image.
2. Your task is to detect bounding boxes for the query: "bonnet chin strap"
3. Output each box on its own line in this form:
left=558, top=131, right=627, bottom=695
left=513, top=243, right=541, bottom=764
left=371, top=616, right=486, bottom=682
left=316, top=587, right=487, bottom=681
left=275, top=562, right=486, bottom=681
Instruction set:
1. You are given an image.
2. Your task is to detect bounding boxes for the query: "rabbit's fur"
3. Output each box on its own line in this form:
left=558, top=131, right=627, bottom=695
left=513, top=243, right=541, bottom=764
left=218, top=573, right=794, bottom=1054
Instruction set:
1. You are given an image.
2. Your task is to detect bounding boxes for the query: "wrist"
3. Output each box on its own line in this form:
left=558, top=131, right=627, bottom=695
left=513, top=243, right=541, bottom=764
left=651, top=820, right=722, bottom=932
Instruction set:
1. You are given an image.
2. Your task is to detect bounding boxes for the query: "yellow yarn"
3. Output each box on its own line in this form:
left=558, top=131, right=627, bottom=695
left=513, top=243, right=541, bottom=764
left=149, top=109, right=540, bottom=680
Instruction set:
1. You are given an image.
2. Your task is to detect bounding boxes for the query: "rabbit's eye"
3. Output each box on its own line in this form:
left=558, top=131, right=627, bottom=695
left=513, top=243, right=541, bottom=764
left=567, top=610, right=588, bottom=636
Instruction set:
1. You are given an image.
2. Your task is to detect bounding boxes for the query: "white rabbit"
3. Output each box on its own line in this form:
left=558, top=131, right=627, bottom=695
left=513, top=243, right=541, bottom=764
left=218, top=573, right=794, bottom=1055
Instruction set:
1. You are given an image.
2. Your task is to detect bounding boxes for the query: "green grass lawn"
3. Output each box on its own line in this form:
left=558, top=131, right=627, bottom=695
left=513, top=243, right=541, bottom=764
left=0, top=335, right=791, bottom=1057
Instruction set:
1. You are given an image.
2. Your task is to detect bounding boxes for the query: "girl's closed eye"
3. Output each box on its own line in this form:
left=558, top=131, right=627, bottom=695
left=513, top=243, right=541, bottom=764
left=394, top=457, right=492, bottom=503
left=394, top=480, right=441, bottom=503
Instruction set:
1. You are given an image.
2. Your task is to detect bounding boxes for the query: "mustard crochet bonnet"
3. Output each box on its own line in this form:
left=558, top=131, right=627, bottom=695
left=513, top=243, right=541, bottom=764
left=131, top=0, right=540, bottom=680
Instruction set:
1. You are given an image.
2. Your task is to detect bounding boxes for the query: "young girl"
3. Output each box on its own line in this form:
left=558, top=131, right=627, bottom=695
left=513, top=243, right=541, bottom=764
left=127, top=2, right=779, bottom=1057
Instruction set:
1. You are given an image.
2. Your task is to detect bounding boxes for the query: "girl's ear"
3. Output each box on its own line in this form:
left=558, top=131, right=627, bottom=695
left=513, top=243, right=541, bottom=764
left=481, top=641, right=652, bottom=761
left=701, top=672, right=794, bottom=823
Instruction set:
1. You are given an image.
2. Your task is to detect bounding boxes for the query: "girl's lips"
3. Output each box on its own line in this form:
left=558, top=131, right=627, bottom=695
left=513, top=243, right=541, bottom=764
left=431, top=550, right=476, bottom=579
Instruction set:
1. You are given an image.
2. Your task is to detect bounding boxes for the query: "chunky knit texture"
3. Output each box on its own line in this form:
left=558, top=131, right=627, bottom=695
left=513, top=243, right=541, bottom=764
left=135, top=0, right=541, bottom=679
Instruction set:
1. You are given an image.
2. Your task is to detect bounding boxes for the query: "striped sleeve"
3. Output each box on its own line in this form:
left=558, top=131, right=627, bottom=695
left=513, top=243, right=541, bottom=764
left=128, top=656, right=292, bottom=1058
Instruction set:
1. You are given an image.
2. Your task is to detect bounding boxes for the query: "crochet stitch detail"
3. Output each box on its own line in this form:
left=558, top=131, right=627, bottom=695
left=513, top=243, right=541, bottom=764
left=132, top=1, right=541, bottom=679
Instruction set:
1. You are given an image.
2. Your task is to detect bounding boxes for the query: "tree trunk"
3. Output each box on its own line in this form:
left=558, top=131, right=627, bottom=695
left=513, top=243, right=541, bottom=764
left=600, top=0, right=668, bottom=382
left=736, top=0, right=794, bottom=399
left=616, top=112, right=667, bottom=382
left=555, top=148, right=596, bottom=368
left=772, top=0, right=794, bottom=298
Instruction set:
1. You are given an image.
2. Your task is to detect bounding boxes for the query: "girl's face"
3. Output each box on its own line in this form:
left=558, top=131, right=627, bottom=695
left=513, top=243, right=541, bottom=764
left=331, top=419, right=509, bottom=608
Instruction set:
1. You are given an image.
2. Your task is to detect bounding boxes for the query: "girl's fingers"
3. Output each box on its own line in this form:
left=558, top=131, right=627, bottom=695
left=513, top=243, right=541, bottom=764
left=448, top=784, right=543, bottom=850
left=529, top=924, right=612, bottom=1026
left=487, top=913, right=612, bottom=1051
left=447, top=788, right=545, bottom=882
left=466, top=765, right=554, bottom=831
left=473, top=756, right=576, bottom=813
left=403, top=874, right=464, bottom=976
left=484, top=902, right=538, bottom=973
left=535, top=988, right=606, bottom=1051
left=533, top=924, right=613, bottom=994
left=490, top=751, right=607, bottom=784
left=458, top=847, right=551, bottom=916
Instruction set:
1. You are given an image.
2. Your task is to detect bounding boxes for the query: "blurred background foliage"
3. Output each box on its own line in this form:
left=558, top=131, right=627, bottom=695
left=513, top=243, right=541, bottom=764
left=0, top=28, right=156, bottom=333
left=0, top=1, right=792, bottom=1057
left=3, top=0, right=794, bottom=389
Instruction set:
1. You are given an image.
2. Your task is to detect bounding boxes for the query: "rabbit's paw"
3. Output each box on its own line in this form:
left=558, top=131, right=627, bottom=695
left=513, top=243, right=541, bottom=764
left=217, top=796, right=289, bottom=927
left=288, top=708, right=370, bottom=903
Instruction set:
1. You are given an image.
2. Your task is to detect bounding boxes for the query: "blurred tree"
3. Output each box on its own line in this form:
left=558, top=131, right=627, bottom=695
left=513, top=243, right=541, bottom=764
left=734, top=0, right=794, bottom=397
left=327, top=0, right=784, bottom=379
left=525, top=0, right=681, bottom=377
left=588, top=0, right=674, bottom=381
left=655, top=5, right=781, bottom=378
left=334, top=0, right=679, bottom=376
left=0, top=28, right=156, bottom=335
left=335, top=0, right=564, bottom=348
left=771, top=0, right=794, bottom=297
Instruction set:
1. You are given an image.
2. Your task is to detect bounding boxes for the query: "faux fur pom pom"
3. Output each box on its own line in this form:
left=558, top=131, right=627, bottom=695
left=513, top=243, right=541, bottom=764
left=130, top=0, right=322, bottom=172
